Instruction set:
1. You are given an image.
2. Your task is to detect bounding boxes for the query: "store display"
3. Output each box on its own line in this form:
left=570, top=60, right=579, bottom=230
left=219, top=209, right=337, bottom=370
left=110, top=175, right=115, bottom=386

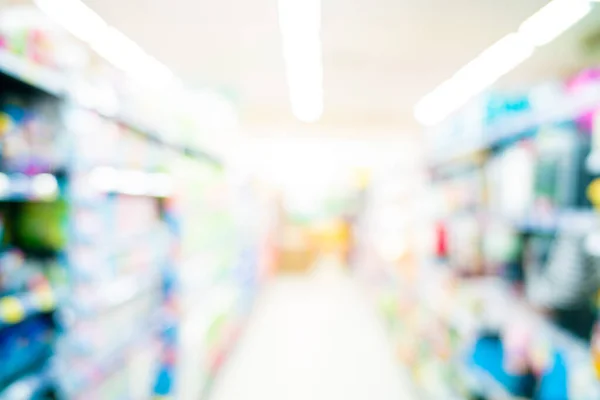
left=0, top=92, right=66, bottom=174
left=0, top=6, right=263, bottom=400
left=0, top=314, right=56, bottom=391
left=401, top=69, right=600, bottom=398
left=532, top=126, right=591, bottom=212
left=169, top=169, right=274, bottom=400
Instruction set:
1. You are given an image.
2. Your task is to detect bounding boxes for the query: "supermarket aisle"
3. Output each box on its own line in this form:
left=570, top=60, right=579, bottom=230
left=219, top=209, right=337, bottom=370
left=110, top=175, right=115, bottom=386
left=209, top=263, right=416, bottom=400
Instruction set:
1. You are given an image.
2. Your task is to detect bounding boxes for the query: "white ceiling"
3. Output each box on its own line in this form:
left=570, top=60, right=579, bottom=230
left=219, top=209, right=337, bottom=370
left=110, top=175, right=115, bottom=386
left=79, top=0, right=600, bottom=135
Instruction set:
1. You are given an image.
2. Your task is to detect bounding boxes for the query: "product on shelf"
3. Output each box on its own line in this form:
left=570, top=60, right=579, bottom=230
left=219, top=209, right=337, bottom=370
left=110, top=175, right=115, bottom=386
left=0, top=5, right=256, bottom=399
left=532, top=125, right=592, bottom=212
left=0, top=45, right=169, bottom=400
left=411, top=68, right=600, bottom=398
left=0, top=90, right=67, bottom=174
left=486, top=142, right=536, bottom=221
left=0, top=314, right=56, bottom=393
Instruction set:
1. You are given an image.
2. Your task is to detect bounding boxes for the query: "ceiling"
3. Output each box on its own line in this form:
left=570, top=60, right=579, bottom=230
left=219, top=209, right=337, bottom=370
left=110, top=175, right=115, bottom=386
left=68, top=0, right=600, bottom=135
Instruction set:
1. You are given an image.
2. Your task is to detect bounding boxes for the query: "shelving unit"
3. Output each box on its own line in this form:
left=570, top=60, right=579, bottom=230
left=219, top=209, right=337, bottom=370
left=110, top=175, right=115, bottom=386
left=0, top=49, right=65, bottom=97
left=0, top=11, right=227, bottom=400
left=0, top=47, right=222, bottom=169
left=419, top=72, right=600, bottom=397
left=0, top=75, right=175, bottom=399
left=171, top=172, right=273, bottom=400
left=0, top=5, right=274, bottom=399
left=429, top=81, right=600, bottom=169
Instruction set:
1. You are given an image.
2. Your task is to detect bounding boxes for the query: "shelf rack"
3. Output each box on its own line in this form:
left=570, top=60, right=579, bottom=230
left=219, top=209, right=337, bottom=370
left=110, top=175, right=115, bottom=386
left=429, top=84, right=600, bottom=170
left=423, top=77, right=600, bottom=397
left=0, top=8, right=272, bottom=397
left=0, top=44, right=222, bottom=398
left=0, top=48, right=223, bottom=168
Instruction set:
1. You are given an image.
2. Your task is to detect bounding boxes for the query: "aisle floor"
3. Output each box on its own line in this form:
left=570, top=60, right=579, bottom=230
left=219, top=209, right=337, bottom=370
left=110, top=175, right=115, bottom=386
left=209, top=265, right=417, bottom=400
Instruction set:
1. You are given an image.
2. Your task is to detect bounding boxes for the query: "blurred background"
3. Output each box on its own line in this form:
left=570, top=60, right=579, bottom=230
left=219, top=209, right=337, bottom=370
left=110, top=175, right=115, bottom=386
left=0, top=0, right=600, bottom=399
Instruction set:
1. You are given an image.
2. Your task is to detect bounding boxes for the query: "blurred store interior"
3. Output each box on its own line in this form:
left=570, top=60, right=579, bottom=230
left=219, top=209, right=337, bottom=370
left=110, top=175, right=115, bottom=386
left=2, top=0, right=600, bottom=399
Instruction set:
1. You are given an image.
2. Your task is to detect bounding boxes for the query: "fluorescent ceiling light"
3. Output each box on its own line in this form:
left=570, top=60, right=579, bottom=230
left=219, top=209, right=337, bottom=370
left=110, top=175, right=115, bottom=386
left=91, top=26, right=173, bottom=86
left=34, top=0, right=173, bottom=87
left=278, top=0, right=323, bottom=123
left=34, top=0, right=107, bottom=43
left=519, top=0, right=591, bottom=47
left=415, top=34, right=533, bottom=126
left=414, top=0, right=595, bottom=126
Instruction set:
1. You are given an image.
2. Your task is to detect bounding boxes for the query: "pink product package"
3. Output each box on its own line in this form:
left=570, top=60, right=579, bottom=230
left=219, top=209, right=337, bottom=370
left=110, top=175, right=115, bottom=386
left=566, top=68, right=600, bottom=134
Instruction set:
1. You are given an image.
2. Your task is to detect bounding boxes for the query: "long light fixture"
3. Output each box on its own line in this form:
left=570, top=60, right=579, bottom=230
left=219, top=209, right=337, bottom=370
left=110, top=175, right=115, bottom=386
left=415, top=0, right=594, bottom=126
left=278, top=0, right=323, bottom=123
left=519, top=0, right=592, bottom=46
left=416, top=34, right=534, bottom=126
left=34, top=0, right=174, bottom=87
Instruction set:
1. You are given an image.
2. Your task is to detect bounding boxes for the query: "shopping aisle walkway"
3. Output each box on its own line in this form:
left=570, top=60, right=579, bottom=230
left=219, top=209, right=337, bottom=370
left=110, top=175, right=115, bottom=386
left=209, top=264, right=416, bottom=400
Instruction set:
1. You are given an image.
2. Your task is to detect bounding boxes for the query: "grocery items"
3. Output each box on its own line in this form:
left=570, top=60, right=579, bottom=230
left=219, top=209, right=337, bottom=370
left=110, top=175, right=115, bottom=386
left=0, top=8, right=254, bottom=400
left=0, top=315, right=56, bottom=390
left=403, top=73, right=600, bottom=397
left=532, top=126, right=592, bottom=212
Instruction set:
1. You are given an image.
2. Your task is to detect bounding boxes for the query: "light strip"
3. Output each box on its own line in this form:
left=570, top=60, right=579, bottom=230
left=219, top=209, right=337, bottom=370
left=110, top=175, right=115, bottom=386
left=519, top=0, right=591, bottom=47
left=91, top=26, right=173, bottom=86
left=415, top=0, right=594, bottom=126
left=278, top=0, right=323, bottom=123
left=415, top=34, right=534, bottom=126
left=34, top=0, right=174, bottom=87
left=34, top=0, right=106, bottom=43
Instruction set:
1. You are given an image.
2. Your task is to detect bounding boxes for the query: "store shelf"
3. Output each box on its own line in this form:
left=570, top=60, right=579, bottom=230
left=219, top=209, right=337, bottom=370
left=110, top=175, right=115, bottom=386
left=0, top=173, right=63, bottom=202
left=63, top=318, right=161, bottom=397
left=111, top=117, right=223, bottom=168
left=429, top=144, right=488, bottom=170
left=424, top=62, right=600, bottom=400
left=476, top=284, right=599, bottom=397
left=430, top=88, right=600, bottom=169
left=0, top=289, right=57, bottom=327
left=508, top=290, right=589, bottom=359
left=472, top=278, right=597, bottom=389
left=0, top=49, right=65, bottom=97
left=478, top=208, right=597, bottom=234
left=87, top=167, right=175, bottom=198
left=511, top=214, right=560, bottom=234
left=414, top=268, right=600, bottom=398
left=185, top=284, right=240, bottom=333
left=0, top=33, right=248, bottom=400
left=465, top=277, right=588, bottom=353
left=112, top=229, right=170, bottom=257
left=507, top=210, right=597, bottom=234
left=179, top=282, right=244, bottom=393
left=207, top=318, right=244, bottom=375
left=487, top=86, right=600, bottom=144
left=0, top=52, right=222, bottom=168
left=73, top=273, right=160, bottom=316
left=461, top=363, right=516, bottom=400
